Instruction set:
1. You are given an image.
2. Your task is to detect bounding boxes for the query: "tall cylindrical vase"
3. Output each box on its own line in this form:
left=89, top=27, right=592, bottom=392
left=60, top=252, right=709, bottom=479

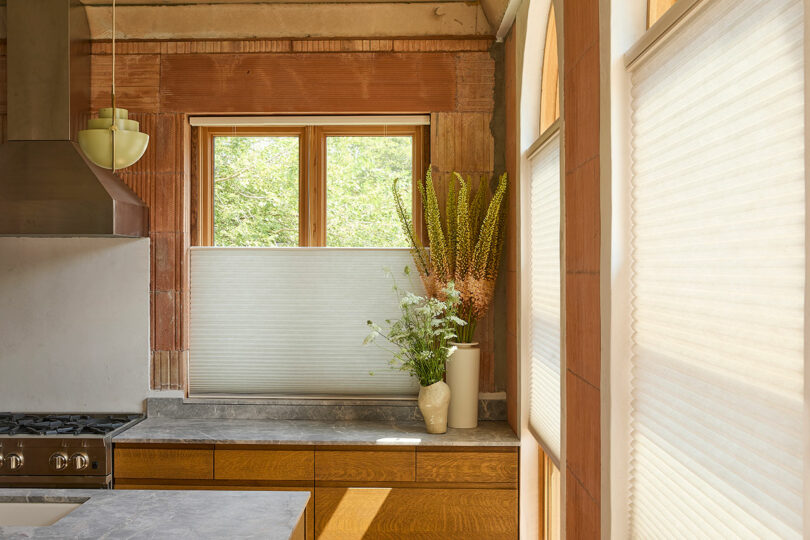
left=446, top=342, right=480, bottom=428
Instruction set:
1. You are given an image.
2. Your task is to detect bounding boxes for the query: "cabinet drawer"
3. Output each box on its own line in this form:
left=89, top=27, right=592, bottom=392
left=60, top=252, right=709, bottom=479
left=114, top=445, right=213, bottom=480
left=315, top=487, right=518, bottom=539
left=215, top=448, right=314, bottom=481
left=416, top=449, right=518, bottom=483
left=315, top=448, right=414, bottom=482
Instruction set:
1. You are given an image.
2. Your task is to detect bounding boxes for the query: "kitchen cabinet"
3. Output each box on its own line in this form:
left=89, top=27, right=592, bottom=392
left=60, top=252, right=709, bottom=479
left=114, top=443, right=518, bottom=539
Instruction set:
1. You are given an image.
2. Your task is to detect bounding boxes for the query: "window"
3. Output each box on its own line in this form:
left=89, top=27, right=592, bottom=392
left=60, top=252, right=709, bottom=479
left=621, top=0, right=805, bottom=536
left=647, top=0, right=678, bottom=28
left=522, top=3, right=563, bottom=538
left=542, top=452, right=561, bottom=540
left=540, top=5, right=560, bottom=133
left=196, top=120, right=426, bottom=247
left=527, top=130, right=562, bottom=461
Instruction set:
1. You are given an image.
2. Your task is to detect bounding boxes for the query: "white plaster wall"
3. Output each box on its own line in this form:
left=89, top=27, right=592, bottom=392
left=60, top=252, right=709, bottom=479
left=0, top=238, right=150, bottom=412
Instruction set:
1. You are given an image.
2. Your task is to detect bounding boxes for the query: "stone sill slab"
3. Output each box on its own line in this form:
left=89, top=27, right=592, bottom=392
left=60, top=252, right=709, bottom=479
left=146, top=396, right=508, bottom=423
left=113, top=416, right=519, bottom=447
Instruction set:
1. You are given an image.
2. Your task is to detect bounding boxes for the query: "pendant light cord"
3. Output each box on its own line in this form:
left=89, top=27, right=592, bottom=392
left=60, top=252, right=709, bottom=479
left=110, top=0, right=116, bottom=172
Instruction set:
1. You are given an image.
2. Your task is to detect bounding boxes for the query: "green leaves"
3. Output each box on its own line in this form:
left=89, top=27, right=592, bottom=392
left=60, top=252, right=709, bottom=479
left=472, top=172, right=508, bottom=280
left=213, top=136, right=300, bottom=247
left=364, top=276, right=466, bottom=387
left=393, top=179, right=429, bottom=278
left=423, top=169, right=449, bottom=282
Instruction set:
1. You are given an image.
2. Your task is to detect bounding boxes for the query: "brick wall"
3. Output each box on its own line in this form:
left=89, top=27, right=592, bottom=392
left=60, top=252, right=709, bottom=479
left=84, top=37, right=506, bottom=394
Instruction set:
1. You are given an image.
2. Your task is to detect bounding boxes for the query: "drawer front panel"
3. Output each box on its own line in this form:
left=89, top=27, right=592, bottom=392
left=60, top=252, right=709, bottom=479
left=315, top=449, right=414, bottom=482
left=215, top=449, right=314, bottom=481
left=114, top=446, right=213, bottom=480
left=416, top=449, right=518, bottom=483
left=315, top=487, right=518, bottom=539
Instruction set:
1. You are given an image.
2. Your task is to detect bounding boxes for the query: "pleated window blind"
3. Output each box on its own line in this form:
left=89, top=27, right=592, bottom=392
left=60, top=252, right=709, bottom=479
left=627, top=0, right=805, bottom=537
left=188, top=248, right=422, bottom=396
left=528, top=131, right=562, bottom=462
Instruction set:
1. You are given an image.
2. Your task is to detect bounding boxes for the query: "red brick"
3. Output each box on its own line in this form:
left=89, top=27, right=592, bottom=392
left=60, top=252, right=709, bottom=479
left=152, top=173, right=180, bottom=232
left=152, top=232, right=177, bottom=291
left=153, top=291, right=176, bottom=350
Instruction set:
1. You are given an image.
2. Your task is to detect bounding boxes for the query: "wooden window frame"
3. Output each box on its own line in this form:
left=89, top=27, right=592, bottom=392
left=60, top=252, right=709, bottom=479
left=647, top=0, right=679, bottom=29
left=195, top=124, right=427, bottom=247
left=540, top=4, right=560, bottom=133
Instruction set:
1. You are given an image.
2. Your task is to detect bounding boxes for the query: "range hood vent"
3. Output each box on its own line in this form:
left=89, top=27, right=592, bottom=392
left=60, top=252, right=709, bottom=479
left=0, top=0, right=148, bottom=237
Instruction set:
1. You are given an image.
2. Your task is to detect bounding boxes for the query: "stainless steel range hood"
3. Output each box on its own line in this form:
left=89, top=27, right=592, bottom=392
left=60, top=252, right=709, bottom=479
left=0, top=0, right=148, bottom=237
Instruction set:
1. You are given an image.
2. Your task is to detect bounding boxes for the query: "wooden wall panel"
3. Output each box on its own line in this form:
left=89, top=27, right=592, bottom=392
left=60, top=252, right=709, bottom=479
left=159, top=53, right=457, bottom=114
left=90, top=38, right=502, bottom=394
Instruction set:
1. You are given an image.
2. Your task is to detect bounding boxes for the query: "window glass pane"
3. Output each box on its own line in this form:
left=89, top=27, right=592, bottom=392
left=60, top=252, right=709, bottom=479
left=214, top=136, right=299, bottom=247
left=325, top=136, right=412, bottom=247
left=545, top=457, right=561, bottom=540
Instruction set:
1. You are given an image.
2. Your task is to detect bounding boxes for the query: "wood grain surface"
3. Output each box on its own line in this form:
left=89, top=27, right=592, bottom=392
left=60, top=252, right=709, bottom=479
left=315, top=487, right=518, bottom=539
left=315, top=449, right=415, bottom=482
left=215, top=448, right=314, bottom=481
left=114, top=446, right=213, bottom=480
left=416, top=449, right=518, bottom=483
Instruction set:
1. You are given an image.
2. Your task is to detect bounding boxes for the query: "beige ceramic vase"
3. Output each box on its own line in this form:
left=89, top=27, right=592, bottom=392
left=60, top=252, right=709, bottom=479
left=418, top=381, right=451, bottom=434
left=446, top=342, right=481, bottom=428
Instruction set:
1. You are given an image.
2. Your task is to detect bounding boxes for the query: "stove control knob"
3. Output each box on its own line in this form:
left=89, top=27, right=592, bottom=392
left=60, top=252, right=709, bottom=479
left=49, top=453, right=68, bottom=471
left=7, top=453, right=23, bottom=471
left=70, top=453, right=89, bottom=471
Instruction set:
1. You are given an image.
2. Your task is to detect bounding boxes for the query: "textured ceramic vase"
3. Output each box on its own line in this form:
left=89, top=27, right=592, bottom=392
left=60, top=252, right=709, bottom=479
left=446, top=342, right=481, bottom=428
left=418, top=381, right=451, bottom=434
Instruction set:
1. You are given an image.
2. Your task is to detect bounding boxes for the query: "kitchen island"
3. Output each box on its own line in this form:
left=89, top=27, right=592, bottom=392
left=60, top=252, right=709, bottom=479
left=0, top=488, right=308, bottom=539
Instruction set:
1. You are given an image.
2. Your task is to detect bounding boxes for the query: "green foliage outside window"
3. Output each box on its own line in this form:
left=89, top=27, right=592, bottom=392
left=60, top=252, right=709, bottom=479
left=326, top=136, right=412, bottom=247
left=214, top=136, right=300, bottom=247
left=213, top=134, right=412, bottom=248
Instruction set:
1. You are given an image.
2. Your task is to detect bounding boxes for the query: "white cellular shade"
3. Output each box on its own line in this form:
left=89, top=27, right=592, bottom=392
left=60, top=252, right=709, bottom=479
left=627, top=0, right=805, bottom=537
left=527, top=131, right=562, bottom=462
left=188, top=248, right=422, bottom=396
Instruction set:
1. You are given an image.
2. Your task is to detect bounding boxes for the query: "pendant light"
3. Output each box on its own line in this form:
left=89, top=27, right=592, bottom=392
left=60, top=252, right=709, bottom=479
left=78, top=0, right=149, bottom=171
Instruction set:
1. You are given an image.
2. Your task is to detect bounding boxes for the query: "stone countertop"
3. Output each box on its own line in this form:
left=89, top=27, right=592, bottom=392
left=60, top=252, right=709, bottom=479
left=113, top=417, right=519, bottom=447
left=0, top=489, right=308, bottom=539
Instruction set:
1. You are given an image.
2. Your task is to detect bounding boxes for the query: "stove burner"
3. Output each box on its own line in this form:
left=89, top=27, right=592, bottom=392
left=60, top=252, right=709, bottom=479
left=0, top=413, right=141, bottom=436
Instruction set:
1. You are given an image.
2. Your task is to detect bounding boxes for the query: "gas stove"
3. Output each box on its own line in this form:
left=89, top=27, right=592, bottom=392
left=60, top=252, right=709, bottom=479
left=0, top=413, right=143, bottom=488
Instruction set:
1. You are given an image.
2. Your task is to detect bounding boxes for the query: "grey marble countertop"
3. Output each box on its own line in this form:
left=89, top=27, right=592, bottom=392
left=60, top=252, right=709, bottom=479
left=113, top=417, right=519, bottom=446
left=0, top=489, right=308, bottom=539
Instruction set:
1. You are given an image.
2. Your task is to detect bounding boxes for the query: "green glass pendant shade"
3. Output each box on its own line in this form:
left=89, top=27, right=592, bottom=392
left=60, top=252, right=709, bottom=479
left=78, top=107, right=149, bottom=170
